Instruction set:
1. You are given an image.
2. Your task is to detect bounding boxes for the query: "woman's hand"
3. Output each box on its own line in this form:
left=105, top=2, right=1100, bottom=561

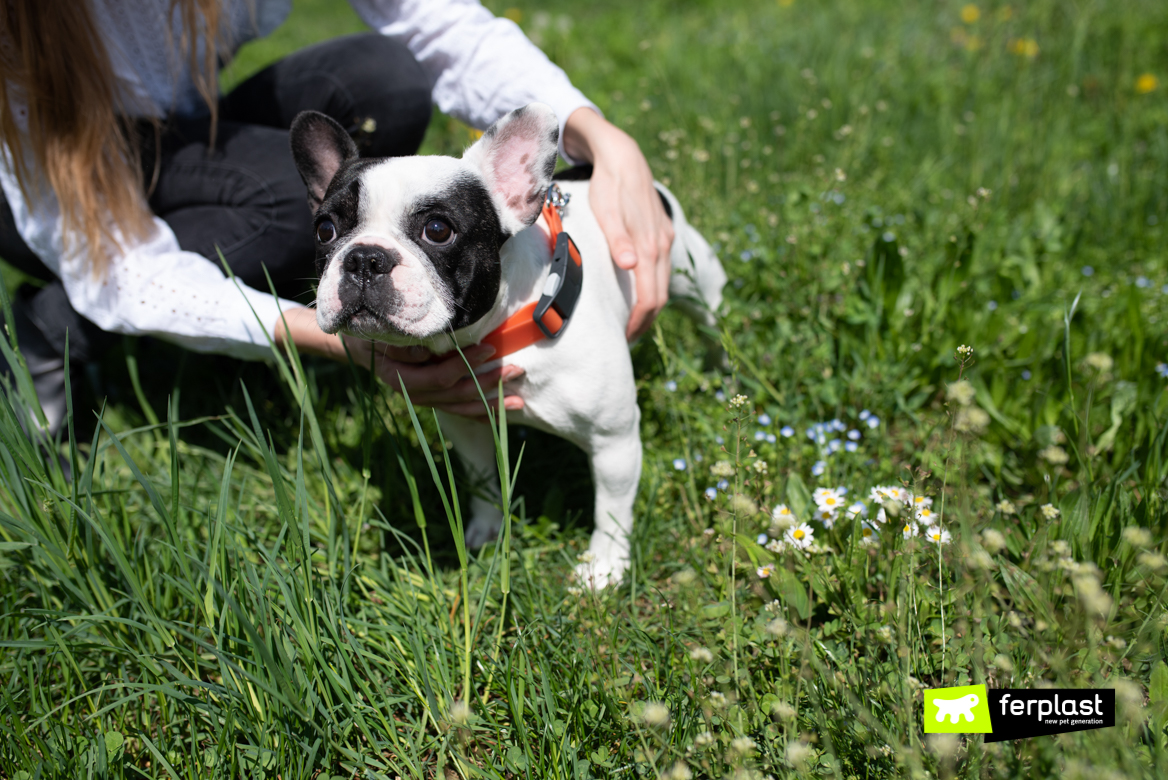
left=562, top=107, right=674, bottom=341
left=273, top=307, right=524, bottom=418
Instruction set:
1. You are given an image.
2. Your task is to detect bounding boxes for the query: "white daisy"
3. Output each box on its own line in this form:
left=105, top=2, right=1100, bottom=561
left=786, top=523, right=815, bottom=549
left=858, top=522, right=879, bottom=546
left=874, top=506, right=888, bottom=525
left=813, top=487, right=846, bottom=512
left=846, top=501, right=868, bottom=518
left=815, top=507, right=839, bottom=529
left=915, top=506, right=938, bottom=525
left=765, top=538, right=786, bottom=553
left=902, top=522, right=919, bottom=539
left=925, top=526, right=951, bottom=545
left=757, top=564, right=776, bottom=579
left=772, top=503, right=796, bottom=521
left=909, top=494, right=934, bottom=509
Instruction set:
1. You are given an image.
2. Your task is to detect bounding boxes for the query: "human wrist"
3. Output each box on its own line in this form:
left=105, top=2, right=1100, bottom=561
left=273, top=307, right=347, bottom=361
left=562, top=106, right=607, bottom=164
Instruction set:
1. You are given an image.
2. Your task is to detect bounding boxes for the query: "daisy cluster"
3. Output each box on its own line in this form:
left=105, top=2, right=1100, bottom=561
left=868, top=486, right=950, bottom=545
left=755, top=484, right=948, bottom=561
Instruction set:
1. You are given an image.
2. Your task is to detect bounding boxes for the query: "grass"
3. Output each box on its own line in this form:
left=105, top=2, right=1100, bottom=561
left=3, top=0, right=1168, bottom=777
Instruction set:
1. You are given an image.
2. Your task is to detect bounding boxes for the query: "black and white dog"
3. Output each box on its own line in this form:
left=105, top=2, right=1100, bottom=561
left=290, top=103, right=725, bottom=587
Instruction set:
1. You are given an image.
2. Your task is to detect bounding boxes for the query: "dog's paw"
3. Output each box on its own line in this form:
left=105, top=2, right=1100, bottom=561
left=573, top=549, right=630, bottom=590
left=464, top=514, right=502, bottom=549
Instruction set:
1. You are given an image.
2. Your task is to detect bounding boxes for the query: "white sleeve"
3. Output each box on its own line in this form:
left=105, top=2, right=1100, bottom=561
left=347, top=0, right=601, bottom=164
left=0, top=146, right=299, bottom=362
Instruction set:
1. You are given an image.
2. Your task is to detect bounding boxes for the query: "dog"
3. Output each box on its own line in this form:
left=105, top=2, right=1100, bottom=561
left=289, top=103, right=725, bottom=587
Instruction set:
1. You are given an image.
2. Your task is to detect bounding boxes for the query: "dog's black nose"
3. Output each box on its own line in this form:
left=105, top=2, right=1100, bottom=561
left=343, top=245, right=399, bottom=279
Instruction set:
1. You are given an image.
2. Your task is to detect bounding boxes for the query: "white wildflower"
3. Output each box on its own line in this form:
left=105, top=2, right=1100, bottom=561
left=786, top=523, right=814, bottom=549
left=1040, top=503, right=1061, bottom=520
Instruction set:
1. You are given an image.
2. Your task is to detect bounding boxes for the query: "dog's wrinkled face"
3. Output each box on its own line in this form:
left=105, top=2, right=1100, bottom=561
left=289, top=104, right=560, bottom=341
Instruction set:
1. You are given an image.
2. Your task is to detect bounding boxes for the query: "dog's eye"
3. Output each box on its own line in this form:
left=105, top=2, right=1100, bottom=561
left=316, top=219, right=337, bottom=244
left=422, top=218, right=455, bottom=246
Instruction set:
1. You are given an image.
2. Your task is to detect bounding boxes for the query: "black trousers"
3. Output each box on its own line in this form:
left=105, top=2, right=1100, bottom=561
left=0, top=33, right=432, bottom=364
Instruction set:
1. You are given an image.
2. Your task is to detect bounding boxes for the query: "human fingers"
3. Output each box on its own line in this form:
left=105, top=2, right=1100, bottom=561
left=433, top=393, right=525, bottom=419
left=407, top=364, right=524, bottom=407
left=376, top=344, right=496, bottom=394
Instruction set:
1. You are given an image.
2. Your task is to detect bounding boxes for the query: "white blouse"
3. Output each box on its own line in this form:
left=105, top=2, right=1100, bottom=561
left=0, top=0, right=596, bottom=359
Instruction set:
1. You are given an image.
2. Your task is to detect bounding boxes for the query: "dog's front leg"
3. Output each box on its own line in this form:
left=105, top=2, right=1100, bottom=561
left=435, top=411, right=504, bottom=547
left=577, top=418, right=643, bottom=589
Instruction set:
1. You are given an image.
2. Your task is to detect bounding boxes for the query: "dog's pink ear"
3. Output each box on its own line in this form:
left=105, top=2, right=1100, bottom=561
left=290, top=111, right=359, bottom=210
left=464, top=103, right=560, bottom=235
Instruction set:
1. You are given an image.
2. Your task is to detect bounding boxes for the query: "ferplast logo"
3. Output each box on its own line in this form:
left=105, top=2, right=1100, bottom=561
left=922, top=685, right=1116, bottom=742
left=924, top=685, right=993, bottom=734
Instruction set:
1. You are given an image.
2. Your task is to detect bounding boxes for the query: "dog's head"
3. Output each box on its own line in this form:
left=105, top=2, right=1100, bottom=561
left=289, top=103, right=560, bottom=340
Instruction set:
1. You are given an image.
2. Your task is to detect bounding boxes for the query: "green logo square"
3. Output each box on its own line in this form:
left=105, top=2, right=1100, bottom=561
left=924, top=684, right=993, bottom=733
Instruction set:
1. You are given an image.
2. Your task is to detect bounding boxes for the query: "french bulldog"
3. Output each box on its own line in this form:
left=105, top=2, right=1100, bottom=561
left=289, top=103, right=725, bottom=587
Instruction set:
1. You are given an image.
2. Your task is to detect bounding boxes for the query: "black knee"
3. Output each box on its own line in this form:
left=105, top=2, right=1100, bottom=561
left=326, top=33, right=432, bottom=157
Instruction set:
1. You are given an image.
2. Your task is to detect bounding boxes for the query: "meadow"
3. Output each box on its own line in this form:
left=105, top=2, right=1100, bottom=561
left=2, top=0, right=1168, bottom=777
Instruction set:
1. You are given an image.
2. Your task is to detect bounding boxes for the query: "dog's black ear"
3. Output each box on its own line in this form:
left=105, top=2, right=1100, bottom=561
left=290, top=111, right=359, bottom=210
left=463, top=103, right=560, bottom=235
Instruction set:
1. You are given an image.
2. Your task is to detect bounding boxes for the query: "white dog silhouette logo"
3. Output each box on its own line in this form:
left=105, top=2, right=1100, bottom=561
left=932, top=693, right=980, bottom=724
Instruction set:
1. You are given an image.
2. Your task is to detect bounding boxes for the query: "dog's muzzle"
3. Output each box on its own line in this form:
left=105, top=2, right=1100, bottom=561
left=342, top=244, right=400, bottom=284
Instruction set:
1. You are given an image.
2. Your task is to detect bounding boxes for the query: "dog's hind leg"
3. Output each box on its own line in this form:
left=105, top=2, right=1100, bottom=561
left=576, top=415, right=642, bottom=589
left=436, top=411, right=504, bottom=548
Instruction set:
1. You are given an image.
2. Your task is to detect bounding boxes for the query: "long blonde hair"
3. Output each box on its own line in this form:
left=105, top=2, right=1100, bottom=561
left=0, top=0, right=224, bottom=272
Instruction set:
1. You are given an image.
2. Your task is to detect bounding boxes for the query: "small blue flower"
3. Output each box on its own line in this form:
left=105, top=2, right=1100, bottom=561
left=694, top=452, right=704, bottom=462
left=717, top=479, right=729, bottom=491
left=987, top=300, right=998, bottom=311
left=1081, top=266, right=1095, bottom=277
left=828, top=439, right=842, bottom=453
left=882, top=231, right=896, bottom=243
left=1136, top=276, right=1151, bottom=288
left=758, top=413, right=772, bottom=426
left=837, top=486, right=848, bottom=495
left=754, top=431, right=766, bottom=441
left=780, top=426, right=795, bottom=438
left=1162, top=285, right=1168, bottom=295
left=757, top=533, right=768, bottom=545
left=705, top=487, right=718, bottom=500
left=859, top=409, right=871, bottom=421
left=806, top=427, right=817, bottom=440
left=831, top=419, right=846, bottom=432
left=673, top=458, right=687, bottom=471
left=665, top=380, right=678, bottom=392
left=1157, top=363, right=1168, bottom=379
left=715, top=390, right=726, bottom=402
left=866, top=416, right=880, bottom=429
left=847, top=429, right=861, bottom=441
left=812, top=460, right=826, bottom=477
left=740, top=250, right=753, bottom=261
left=715, top=435, right=725, bottom=444
left=1021, top=370, right=1032, bottom=381
left=766, top=433, right=777, bottom=443
left=845, top=441, right=859, bottom=452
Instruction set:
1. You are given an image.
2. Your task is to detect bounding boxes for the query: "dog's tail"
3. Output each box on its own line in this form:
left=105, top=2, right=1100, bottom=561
left=654, top=182, right=727, bottom=329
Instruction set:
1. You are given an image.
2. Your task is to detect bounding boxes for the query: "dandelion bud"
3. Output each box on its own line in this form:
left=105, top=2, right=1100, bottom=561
left=765, top=617, right=789, bottom=638
left=1039, top=445, right=1070, bottom=465
left=689, top=646, right=714, bottom=663
left=785, top=740, right=813, bottom=769
left=946, top=380, right=976, bottom=406
left=992, top=653, right=1014, bottom=673
left=771, top=700, right=797, bottom=720
left=954, top=406, right=990, bottom=434
left=448, top=700, right=472, bottom=726
left=1083, top=352, right=1113, bottom=373
left=693, top=731, right=715, bottom=748
left=1122, top=526, right=1153, bottom=547
left=640, top=702, right=671, bottom=728
left=660, top=762, right=693, bottom=780
left=731, top=493, right=758, bottom=517
left=730, top=736, right=756, bottom=755
left=981, top=528, right=1006, bottom=553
